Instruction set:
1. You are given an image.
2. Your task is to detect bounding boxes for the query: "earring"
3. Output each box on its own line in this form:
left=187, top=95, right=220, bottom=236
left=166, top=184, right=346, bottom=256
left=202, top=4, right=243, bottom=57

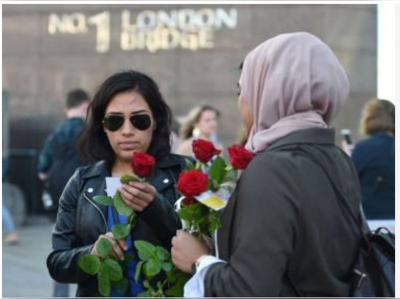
left=192, top=127, right=201, bottom=138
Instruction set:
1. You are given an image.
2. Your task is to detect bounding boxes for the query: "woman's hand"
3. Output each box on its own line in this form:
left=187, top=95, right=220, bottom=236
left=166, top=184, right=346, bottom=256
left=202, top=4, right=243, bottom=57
left=91, top=232, right=127, bottom=261
left=171, top=230, right=209, bottom=273
left=119, top=181, right=157, bottom=212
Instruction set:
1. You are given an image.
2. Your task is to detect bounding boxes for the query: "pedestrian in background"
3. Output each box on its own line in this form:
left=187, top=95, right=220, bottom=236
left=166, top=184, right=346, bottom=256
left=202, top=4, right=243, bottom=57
left=2, top=157, right=19, bottom=245
left=177, top=105, right=222, bottom=157
left=38, top=88, right=91, bottom=217
left=38, top=88, right=91, bottom=297
left=352, top=99, right=395, bottom=220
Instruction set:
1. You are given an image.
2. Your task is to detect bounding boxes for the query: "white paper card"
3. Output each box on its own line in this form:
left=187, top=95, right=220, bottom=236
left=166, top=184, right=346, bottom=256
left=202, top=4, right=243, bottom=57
left=105, top=177, right=121, bottom=197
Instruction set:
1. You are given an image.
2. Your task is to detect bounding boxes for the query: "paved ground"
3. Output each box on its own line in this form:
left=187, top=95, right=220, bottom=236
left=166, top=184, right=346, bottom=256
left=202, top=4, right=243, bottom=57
left=3, top=216, right=77, bottom=297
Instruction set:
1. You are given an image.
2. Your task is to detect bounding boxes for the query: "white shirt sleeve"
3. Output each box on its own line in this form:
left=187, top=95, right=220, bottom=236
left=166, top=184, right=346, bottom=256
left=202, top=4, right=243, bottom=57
left=183, top=255, right=226, bottom=298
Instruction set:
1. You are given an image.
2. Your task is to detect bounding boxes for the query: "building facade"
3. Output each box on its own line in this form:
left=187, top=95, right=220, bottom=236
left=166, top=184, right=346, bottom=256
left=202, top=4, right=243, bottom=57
left=3, top=4, right=377, bottom=212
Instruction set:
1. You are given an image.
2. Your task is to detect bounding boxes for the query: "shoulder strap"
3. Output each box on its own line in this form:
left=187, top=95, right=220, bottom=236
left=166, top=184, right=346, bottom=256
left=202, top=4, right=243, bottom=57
left=295, top=150, right=370, bottom=237
left=284, top=149, right=369, bottom=297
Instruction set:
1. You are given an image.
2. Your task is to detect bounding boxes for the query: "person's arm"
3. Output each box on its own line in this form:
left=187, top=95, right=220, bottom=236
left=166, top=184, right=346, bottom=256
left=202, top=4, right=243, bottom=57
left=46, top=169, right=94, bottom=284
left=204, top=154, right=300, bottom=296
left=38, top=133, right=56, bottom=176
left=350, top=142, right=366, bottom=177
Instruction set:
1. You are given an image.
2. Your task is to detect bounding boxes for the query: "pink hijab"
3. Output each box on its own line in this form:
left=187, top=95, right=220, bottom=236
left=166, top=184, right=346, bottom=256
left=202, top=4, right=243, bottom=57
left=240, top=32, right=350, bottom=153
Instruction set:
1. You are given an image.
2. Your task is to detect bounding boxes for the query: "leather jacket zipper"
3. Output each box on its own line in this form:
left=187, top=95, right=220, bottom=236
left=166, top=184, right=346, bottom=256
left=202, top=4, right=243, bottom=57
left=83, top=193, right=108, bottom=231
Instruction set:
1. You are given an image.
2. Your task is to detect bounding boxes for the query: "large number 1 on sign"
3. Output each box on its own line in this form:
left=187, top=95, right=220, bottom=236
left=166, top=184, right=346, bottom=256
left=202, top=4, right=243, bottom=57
left=88, top=11, right=111, bottom=53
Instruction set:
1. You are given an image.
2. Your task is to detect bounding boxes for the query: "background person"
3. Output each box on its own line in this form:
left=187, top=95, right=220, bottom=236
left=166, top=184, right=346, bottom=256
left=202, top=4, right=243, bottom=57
left=38, top=88, right=91, bottom=219
left=176, top=105, right=222, bottom=156
left=351, top=99, right=395, bottom=221
left=38, top=88, right=90, bottom=297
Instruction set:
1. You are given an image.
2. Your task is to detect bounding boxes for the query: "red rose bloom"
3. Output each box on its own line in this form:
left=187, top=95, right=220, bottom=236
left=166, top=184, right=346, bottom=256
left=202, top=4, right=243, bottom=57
left=131, top=152, right=156, bottom=178
left=228, top=145, right=254, bottom=170
left=182, top=197, right=197, bottom=206
left=192, top=139, right=221, bottom=164
left=177, top=170, right=209, bottom=197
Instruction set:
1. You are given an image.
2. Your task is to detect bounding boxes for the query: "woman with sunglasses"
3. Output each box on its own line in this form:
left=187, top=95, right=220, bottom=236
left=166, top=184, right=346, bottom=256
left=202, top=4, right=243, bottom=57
left=47, top=70, right=190, bottom=297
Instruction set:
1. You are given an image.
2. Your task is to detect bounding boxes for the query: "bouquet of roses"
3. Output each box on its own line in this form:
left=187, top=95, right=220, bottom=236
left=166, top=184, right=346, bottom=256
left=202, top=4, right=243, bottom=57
left=78, top=151, right=189, bottom=297
left=78, top=141, right=254, bottom=297
left=78, top=152, right=157, bottom=296
left=175, top=139, right=254, bottom=239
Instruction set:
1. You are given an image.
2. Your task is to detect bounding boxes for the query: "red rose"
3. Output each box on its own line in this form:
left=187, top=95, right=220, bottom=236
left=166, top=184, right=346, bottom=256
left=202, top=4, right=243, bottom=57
left=131, top=152, right=156, bottom=178
left=192, top=139, right=221, bottom=164
left=227, top=145, right=254, bottom=170
left=182, top=197, right=197, bottom=206
left=177, top=170, right=209, bottom=197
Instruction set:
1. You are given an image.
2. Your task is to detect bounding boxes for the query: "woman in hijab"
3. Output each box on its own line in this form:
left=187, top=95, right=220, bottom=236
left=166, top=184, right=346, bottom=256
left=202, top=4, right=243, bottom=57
left=171, top=32, right=363, bottom=297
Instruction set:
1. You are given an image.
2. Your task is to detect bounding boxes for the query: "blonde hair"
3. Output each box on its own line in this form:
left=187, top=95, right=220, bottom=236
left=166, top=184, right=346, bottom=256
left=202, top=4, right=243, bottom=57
left=360, top=99, right=395, bottom=136
left=178, top=105, right=221, bottom=140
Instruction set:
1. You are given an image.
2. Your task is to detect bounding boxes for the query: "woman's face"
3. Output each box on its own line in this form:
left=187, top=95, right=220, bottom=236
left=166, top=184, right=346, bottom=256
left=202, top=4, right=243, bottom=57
left=104, top=90, right=155, bottom=163
left=196, top=109, right=219, bottom=137
left=238, top=84, right=253, bottom=134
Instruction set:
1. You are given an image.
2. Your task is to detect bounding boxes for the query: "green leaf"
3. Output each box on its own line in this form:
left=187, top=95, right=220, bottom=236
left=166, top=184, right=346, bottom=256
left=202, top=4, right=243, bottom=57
left=195, top=161, right=203, bottom=170
left=96, top=238, right=113, bottom=257
left=97, top=266, right=111, bottom=297
left=225, top=164, right=234, bottom=172
left=166, top=269, right=178, bottom=284
left=221, top=169, right=238, bottom=184
left=198, top=217, right=210, bottom=234
left=114, top=192, right=133, bottom=217
left=78, top=254, right=101, bottom=275
left=134, top=240, right=155, bottom=261
left=113, top=277, right=128, bottom=294
left=208, top=210, right=222, bottom=232
left=128, top=212, right=137, bottom=225
left=161, top=262, right=173, bottom=272
left=155, top=246, right=170, bottom=261
left=93, top=195, right=114, bottom=207
left=192, top=203, right=209, bottom=220
left=104, top=257, right=123, bottom=282
left=165, top=271, right=190, bottom=298
left=209, top=156, right=227, bottom=186
left=120, top=174, right=141, bottom=184
left=137, top=291, right=151, bottom=297
left=112, top=223, right=131, bottom=240
left=135, top=261, right=144, bottom=282
left=178, top=206, right=192, bottom=221
left=144, top=258, right=162, bottom=278
left=143, top=279, right=151, bottom=289
left=185, top=158, right=196, bottom=170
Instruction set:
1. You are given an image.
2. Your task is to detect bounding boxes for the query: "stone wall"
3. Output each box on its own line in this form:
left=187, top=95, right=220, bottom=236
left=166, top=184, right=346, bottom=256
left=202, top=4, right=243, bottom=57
left=3, top=4, right=377, bottom=151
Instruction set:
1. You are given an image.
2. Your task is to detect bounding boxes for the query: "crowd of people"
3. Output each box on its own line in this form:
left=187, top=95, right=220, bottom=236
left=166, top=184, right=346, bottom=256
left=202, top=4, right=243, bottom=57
left=2, top=32, right=395, bottom=297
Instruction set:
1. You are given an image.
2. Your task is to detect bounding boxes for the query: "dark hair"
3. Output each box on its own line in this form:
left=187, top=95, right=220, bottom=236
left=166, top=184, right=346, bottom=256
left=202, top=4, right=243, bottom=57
left=66, top=88, right=90, bottom=109
left=360, top=99, right=395, bottom=136
left=79, top=70, right=172, bottom=163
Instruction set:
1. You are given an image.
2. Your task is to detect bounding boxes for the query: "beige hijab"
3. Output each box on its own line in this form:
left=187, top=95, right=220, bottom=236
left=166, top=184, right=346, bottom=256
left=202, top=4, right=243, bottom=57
left=239, top=32, right=350, bottom=153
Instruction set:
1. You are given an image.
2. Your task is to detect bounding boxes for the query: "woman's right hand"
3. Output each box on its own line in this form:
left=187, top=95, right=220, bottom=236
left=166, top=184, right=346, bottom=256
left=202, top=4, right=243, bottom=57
left=90, top=232, right=128, bottom=261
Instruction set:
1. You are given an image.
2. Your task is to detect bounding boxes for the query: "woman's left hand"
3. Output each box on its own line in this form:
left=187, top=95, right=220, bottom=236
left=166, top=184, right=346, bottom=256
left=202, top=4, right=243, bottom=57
left=119, top=181, right=157, bottom=212
left=171, top=230, right=209, bottom=273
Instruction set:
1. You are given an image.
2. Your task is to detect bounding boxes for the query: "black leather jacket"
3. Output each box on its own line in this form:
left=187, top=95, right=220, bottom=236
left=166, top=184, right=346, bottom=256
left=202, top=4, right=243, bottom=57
left=47, top=153, right=189, bottom=297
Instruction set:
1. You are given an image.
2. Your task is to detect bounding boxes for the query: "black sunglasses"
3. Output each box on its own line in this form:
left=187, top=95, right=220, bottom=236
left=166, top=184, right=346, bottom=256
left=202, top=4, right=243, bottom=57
left=103, top=114, right=152, bottom=132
